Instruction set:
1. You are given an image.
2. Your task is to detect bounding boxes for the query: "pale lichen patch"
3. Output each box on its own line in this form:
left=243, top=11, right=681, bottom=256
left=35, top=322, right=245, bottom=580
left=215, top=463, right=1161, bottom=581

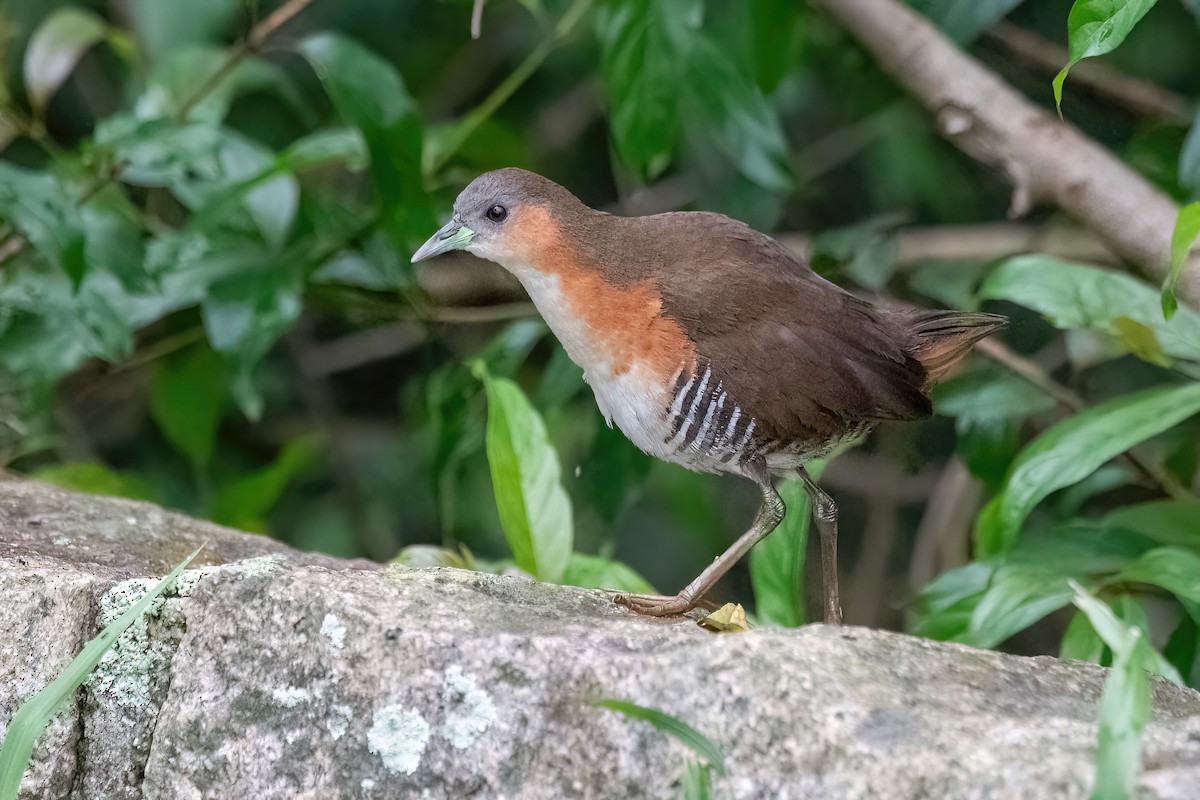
left=86, top=563, right=223, bottom=708
left=320, top=613, right=346, bottom=649
left=88, top=577, right=166, bottom=708
left=236, top=555, right=280, bottom=577
left=368, top=705, right=430, bottom=775
left=272, top=686, right=311, bottom=708
left=441, top=665, right=496, bottom=749
left=327, top=704, right=352, bottom=740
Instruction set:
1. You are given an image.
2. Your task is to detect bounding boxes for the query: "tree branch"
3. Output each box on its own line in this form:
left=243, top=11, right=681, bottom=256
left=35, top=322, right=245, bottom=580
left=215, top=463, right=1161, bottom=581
left=811, top=0, right=1200, bottom=309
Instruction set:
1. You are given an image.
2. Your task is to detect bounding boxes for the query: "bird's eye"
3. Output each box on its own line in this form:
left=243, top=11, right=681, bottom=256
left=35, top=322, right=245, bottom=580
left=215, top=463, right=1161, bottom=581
left=486, top=205, right=507, bottom=222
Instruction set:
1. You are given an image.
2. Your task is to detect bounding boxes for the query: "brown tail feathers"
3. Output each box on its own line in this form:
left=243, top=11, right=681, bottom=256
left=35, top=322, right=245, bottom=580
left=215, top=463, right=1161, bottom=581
left=906, top=310, right=1007, bottom=385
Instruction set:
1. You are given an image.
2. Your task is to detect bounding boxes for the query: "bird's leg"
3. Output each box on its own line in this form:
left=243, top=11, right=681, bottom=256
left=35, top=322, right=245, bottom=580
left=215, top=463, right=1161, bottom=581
left=800, top=467, right=843, bottom=625
left=617, top=477, right=784, bottom=617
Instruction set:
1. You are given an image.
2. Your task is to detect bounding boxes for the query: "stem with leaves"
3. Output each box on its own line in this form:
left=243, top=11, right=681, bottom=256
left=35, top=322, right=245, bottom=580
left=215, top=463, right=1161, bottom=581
left=176, top=0, right=315, bottom=120
left=975, top=338, right=1191, bottom=501
left=425, top=0, right=594, bottom=176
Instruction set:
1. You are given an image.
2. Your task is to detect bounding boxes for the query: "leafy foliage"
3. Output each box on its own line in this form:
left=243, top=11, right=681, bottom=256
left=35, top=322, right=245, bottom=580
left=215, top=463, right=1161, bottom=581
left=975, top=383, right=1200, bottom=556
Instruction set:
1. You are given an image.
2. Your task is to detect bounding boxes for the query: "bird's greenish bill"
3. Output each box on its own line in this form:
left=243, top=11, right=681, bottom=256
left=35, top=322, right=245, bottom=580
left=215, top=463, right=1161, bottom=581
left=411, top=218, right=474, bottom=263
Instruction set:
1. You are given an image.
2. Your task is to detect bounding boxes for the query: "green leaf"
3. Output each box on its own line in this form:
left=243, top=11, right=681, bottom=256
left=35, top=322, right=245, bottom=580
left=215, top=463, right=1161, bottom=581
left=977, top=383, right=1200, bottom=556
left=1061, top=608, right=1106, bottom=663
left=281, top=128, right=369, bottom=172
left=981, top=256, right=1200, bottom=363
left=964, top=564, right=1074, bottom=648
left=472, top=362, right=573, bottom=583
left=1061, top=594, right=1180, bottom=681
left=908, top=0, right=1027, bottom=43
left=594, top=699, right=726, bottom=776
left=299, top=33, right=434, bottom=249
left=82, top=203, right=148, bottom=292
left=149, top=347, right=225, bottom=469
left=910, top=561, right=996, bottom=641
left=1103, top=500, right=1200, bottom=551
left=1111, top=547, right=1200, bottom=627
left=595, top=0, right=701, bottom=180
left=914, top=554, right=1087, bottom=648
left=211, top=437, right=322, bottom=530
left=1163, top=616, right=1200, bottom=689
left=201, top=261, right=304, bottom=420
left=0, top=266, right=150, bottom=385
left=595, top=0, right=792, bottom=190
left=1162, top=201, right=1200, bottom=320
left=29, top=462, right=157, bottom=502
left=1052, top=0, right=1159, bottom=114
left=1070, top=582, right=1154, bottom=800
left=562, top=553, right=656, bottom=593
left=0, top=547, right=202, bottom=800
left=748, top=0, right=803, bottom=92
left=685, top=39, right=794, bottom=193
left=679, top=759, right=713, bottom=800
left=749, top=462, right=826, bottom=628
left=0, top=163, right=86, bottom=286
left=933, top=364, right=1057, bottom=426
left=23, top=7, right=111, bottom=115
left=914, top=523, right=1162, bottom=644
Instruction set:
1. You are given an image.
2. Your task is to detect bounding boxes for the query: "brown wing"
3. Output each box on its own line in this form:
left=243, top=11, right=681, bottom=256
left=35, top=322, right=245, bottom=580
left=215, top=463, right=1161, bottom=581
left=644, top=212, right=931, bottom=448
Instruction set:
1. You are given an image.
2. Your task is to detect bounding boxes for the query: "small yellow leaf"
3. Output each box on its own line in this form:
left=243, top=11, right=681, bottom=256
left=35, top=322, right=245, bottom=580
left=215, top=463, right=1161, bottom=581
left=1110, top=316, right=1171, bottom=367
left=698, top=603, right=749, bottom=633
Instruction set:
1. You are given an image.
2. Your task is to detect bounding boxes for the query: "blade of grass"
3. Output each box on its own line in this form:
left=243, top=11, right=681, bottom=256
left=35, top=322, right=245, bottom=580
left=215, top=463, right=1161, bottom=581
left=0, top=546, right=203, bottom=799
left=1070, top=580, right=1154, bottom=800
left=594, top=698, right=726, bottom=776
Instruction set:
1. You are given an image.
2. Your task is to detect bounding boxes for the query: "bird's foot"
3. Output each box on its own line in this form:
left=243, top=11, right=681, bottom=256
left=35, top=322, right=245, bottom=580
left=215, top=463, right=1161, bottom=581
left=613, top=591, right=711, bottom=617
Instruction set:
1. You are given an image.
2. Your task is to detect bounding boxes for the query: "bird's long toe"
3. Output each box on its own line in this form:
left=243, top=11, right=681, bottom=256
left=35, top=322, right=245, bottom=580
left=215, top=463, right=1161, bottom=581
left=613, top=592, right=696, bottom=617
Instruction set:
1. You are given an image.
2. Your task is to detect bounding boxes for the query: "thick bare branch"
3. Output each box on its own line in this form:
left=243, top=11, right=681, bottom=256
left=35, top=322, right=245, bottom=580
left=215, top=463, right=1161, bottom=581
left=811, top=0, right=1200, bottom=309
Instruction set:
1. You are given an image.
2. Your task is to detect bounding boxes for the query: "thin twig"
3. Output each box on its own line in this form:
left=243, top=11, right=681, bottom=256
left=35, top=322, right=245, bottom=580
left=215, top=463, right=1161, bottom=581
left=471, top=0, right=486, bottom=39
left=426, top=0, right=594, bottom=175
left=176, top=0, right=313, bottom=120
left=109, top=327, right=207, bottom=375
left=909, top=457, right=979, bottom=590
left=974, top=338, right=1083, bottom=411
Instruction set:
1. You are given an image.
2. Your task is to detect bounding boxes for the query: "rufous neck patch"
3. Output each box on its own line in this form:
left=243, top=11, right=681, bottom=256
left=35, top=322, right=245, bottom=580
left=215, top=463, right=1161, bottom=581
left=498, top=205, right=696, bottom=382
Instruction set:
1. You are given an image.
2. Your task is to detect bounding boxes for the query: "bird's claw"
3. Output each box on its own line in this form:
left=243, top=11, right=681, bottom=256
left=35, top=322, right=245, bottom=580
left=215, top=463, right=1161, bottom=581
left=612, top=591, right=702, bottom=617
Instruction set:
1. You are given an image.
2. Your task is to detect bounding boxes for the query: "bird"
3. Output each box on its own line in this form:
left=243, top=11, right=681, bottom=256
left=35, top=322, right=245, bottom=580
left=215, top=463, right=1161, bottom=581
left=412, top=168, right=1006, bottom=624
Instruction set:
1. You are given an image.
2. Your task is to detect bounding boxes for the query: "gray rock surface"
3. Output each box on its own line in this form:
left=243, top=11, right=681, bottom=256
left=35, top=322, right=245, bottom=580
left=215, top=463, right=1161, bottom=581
left=2, top=475, right=1200, bottom=799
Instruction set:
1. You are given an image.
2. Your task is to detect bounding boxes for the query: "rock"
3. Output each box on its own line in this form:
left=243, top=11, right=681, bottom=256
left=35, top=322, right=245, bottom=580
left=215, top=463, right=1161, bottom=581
left=1, top=475, right=1199, bottom=799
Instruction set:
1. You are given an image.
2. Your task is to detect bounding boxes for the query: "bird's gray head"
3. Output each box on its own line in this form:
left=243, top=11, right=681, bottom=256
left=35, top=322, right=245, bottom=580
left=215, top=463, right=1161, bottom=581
left=410, top=168, right=585, bottom=265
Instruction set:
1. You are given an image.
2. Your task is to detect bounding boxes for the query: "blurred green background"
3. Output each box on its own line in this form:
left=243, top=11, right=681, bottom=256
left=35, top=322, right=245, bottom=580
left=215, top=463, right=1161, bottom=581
left=1, top=0, right=1199, bottom=687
